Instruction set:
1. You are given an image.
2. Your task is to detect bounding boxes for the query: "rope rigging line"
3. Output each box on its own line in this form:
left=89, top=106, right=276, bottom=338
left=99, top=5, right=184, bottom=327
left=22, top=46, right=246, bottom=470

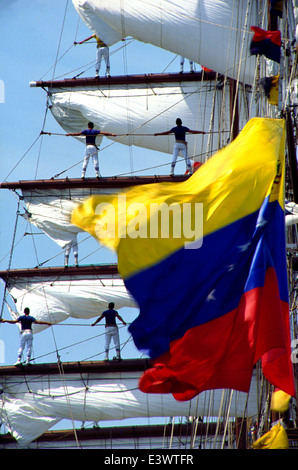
left=27, top=231, right=104, bottom=269
left=2, top=81, right=51, bottom=182
left=38, top=9, right=86, bottom=81
left=161, top=54, right=179, bottom=74
left=33, top=242, right=104, bottom=269
left=3, top=134, right=42, bottom=182
left=41, top=130, right=222, bottom=136
left=26, top=218, right=40, bottom=269
left=39, top=11, right=112, bottom=82
left=33, top=94, right=52, bottom=181
left=121, top=23, right=135, bottom=176
left=24, top=384, right=140, bottom=400
left=0, top=189, right=29, bottom=263
left=228, top=0, right=250, bottom=137
left=0, top=202, right=20, bottom=320
left=50, top=0, right=70, bottom=82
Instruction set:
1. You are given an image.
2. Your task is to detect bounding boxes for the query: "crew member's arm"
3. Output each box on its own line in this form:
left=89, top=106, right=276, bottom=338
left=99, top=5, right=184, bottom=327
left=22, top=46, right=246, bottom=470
left=187, top=130, right=206, bottom=134
left=74, top=34, right=94, bottom=45
left=34, top=320, right=52, bottom=326
left=0, top=319, right=18, bottom=324
left=154, top=130, right=172, bottom=136
left=0, top=318, right=51, bottom=326
left=116, top=313, right=127, bottom=326
left=99, top=131, right=117, bottom=137
left=66, top=132, right=83, bottom=136
left=91, top=314, right=104, bottom=327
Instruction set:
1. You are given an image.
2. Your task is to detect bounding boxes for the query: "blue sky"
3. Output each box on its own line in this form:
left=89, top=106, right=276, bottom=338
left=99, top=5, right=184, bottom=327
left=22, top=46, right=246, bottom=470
left=0, top=0, right=190, bottom=369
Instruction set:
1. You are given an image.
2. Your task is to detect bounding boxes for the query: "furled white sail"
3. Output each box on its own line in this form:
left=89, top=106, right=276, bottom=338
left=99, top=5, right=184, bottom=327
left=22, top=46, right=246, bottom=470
left=73, top=0, right=123, bottom=46
left=72, top=0, right=260, bottom=85
left=4, top=272, right=136, bottom=333
left=21, top=186, right=124, bottom=249
left=0, top=367, right=259, bottom=445
left=49, top=78, right=254, bottom=161
left=286, top=201, right=298, bottom=226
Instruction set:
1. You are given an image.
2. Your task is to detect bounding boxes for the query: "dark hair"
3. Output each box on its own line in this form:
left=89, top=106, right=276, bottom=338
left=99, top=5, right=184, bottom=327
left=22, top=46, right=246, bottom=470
left=108, top=302, right=115, bottom=309
left=88, top=122, right=94, bottom=128
left=24, top=307, right=30, bottom=315
left=176, top=118, right=182, bottom=126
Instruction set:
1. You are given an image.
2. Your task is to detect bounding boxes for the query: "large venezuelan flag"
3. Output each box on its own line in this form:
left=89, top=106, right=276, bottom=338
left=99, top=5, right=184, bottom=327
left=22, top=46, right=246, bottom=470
left=72, top=118, right=295, bottom=401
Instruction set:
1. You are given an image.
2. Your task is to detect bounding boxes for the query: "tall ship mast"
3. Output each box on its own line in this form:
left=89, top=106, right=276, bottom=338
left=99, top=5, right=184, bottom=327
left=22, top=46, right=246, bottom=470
left=0, top=0, right=297, bottom=450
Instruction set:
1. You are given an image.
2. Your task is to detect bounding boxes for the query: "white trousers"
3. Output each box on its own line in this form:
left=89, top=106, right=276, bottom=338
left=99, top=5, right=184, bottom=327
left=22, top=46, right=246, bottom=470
left=64, top=236, right=78, bottom=266
left=171, top=142, right=191, bottom=170
left=82, top=145, right=99, bottom=176
left=105, top=326, right=120, bottom=358
left=96, top=46, right=110, bottom=75
left=18, top=330, right=33, bottom=361
left=180, top=56, right=194, bottom=72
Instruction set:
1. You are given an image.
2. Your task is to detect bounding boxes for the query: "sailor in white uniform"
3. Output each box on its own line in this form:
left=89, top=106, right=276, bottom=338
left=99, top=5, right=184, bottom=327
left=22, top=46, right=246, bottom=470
left=75, top=34, right=110, bottom=77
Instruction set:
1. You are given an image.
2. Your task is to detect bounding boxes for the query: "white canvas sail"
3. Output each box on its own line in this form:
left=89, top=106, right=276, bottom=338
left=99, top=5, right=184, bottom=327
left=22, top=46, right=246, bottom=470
left=73, top=0, right=123, bottom=46
left=0, top=367, right=259, bottom=445
left=286, top=201, right=298, bottom=226
left=72, top=0, right=260, bottom=85
left=21, top=186, right=125, bottom=248
left=4, top=271, right=136, bottom=333
left=49, top=78, right=255, bottom=161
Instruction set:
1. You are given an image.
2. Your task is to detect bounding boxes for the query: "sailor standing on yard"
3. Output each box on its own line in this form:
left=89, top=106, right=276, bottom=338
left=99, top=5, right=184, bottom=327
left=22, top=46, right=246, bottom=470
left=0, top=307, right=51, bottom=365
left=64, top=234, right=78, bottom=267
left=91, top=302, right=127, bottom=361
left=66, top=122, right=116, bottom=178
left=154, top=118, right=205, bottom=176
left=75, top=34, right=110, bottom=78
left=180, top=56, right=194, bottom=73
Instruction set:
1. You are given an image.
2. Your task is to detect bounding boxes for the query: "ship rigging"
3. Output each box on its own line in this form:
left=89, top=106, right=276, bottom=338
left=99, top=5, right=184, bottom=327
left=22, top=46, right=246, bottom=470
left=0, top=0, right=297, bottom=450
